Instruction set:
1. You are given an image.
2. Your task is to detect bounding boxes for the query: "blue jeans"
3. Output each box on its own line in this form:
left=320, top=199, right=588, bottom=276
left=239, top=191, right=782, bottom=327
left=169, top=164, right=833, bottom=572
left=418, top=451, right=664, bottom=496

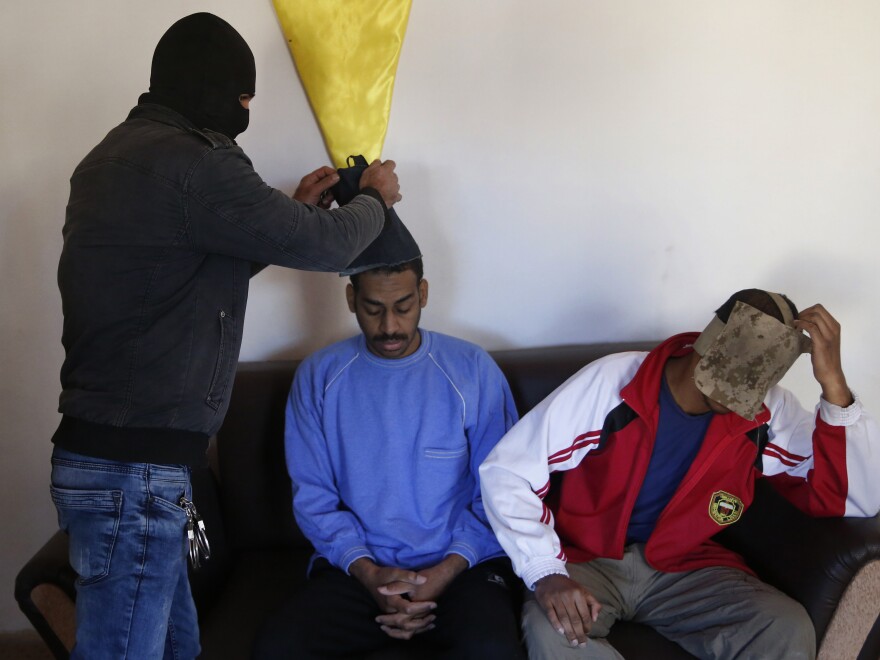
left=50, top=447, right=201, bottom=660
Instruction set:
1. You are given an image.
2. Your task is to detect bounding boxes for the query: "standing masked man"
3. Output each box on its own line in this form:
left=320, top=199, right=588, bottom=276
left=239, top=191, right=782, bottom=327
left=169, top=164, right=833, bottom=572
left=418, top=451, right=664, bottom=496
left=50, top=13, right=401, bottom=659
left=480, top=289, right=880, bottom=660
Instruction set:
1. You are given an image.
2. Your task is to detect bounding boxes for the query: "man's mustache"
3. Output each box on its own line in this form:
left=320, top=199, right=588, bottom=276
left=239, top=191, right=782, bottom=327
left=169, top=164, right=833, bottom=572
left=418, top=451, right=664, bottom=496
left=373, top=333, right=408, bottom=343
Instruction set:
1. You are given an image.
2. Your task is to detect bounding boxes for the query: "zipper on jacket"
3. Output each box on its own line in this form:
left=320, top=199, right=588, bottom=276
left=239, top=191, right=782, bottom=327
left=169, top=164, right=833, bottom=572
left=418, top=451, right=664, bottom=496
left=206, top=310, right=232, bottom=410
left=656, top=413, right=763, bottom=522
left=645, top=425, right=750, bottom=560
left=654, top=432, right=737, bottom=524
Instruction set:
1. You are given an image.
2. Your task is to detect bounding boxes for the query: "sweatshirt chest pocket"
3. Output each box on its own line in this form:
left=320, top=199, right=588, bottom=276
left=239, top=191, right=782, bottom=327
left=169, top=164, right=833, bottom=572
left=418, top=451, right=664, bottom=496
left=423, top=446, right=469, bottom=474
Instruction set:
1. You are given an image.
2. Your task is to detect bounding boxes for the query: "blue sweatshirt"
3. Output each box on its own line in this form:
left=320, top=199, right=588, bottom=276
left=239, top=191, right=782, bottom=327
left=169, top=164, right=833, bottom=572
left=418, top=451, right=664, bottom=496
left=285, top=329, right=518, bottom=572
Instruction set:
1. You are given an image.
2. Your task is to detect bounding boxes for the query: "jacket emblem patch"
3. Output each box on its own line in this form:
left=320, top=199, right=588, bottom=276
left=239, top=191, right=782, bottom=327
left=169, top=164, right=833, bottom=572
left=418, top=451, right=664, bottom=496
left=708, top=490, right=743, bottom=525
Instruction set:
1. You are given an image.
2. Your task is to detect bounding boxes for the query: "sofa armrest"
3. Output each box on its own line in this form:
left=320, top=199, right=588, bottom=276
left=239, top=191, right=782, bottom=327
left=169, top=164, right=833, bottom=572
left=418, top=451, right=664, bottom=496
left=14, top=530, right=76, bottom=659
left=717, top=479, right=880, bottom=659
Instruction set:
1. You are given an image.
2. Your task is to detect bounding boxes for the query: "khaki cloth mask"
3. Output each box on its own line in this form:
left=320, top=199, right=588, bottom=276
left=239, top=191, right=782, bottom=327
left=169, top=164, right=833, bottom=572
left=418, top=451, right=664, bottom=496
left=692, top=298, right=812, bottom=420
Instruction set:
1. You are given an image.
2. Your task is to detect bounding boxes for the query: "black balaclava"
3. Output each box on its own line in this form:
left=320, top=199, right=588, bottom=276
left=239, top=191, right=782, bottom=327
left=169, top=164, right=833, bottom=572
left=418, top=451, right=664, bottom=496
left=139, top=13, right=256, bottom=140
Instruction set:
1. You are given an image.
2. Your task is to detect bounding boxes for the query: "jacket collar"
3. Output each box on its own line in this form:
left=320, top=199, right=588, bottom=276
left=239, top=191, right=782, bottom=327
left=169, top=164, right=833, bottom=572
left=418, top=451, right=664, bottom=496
left=127, top=102, right=198, bottom=130
left=621, top=333, right=771, bottom=433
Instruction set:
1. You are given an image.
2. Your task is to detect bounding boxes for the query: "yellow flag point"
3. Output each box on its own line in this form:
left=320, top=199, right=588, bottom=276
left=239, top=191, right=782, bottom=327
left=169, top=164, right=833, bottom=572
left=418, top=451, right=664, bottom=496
left=273, top=0, right=412, bottom=169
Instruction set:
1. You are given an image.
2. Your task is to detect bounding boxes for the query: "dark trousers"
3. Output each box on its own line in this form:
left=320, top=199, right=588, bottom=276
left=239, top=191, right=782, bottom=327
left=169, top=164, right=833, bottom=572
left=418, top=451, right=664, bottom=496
left=254, top=556, right=524, bottom=660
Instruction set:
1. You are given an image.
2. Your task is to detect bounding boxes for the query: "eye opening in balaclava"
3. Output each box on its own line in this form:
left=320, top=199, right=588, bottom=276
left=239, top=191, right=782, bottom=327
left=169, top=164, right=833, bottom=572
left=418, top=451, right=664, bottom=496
left=140, top=13, right=256, bottom=140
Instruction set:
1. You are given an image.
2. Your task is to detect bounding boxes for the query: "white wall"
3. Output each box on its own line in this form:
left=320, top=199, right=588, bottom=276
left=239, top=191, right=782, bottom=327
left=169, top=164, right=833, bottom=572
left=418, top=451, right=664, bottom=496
left=1, top=0, right=878, bottom=632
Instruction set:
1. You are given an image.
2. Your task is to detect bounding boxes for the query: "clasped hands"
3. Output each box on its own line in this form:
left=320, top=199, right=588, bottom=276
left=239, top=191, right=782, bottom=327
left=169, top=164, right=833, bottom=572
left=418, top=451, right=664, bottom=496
left=350, top=555, right=467, bottom=640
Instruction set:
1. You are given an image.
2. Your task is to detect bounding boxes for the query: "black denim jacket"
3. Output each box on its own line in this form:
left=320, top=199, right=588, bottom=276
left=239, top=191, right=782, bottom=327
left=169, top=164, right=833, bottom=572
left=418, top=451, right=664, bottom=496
left=53, top=104, right=385, bottom=465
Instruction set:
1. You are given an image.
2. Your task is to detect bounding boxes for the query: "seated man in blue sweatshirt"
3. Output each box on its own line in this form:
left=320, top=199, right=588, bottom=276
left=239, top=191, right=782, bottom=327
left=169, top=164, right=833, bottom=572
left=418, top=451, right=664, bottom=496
left=254, top=203, right=524, bottom=658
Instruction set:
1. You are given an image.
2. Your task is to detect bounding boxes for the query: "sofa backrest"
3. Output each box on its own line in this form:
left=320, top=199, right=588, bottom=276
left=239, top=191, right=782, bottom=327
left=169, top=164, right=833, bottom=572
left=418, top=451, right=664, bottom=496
left=214, top=342, right=657, bottom=554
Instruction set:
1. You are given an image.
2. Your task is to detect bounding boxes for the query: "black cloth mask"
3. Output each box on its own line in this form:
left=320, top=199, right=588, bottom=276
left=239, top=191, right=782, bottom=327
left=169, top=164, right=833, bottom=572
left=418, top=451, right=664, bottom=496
left=139, top=13, right=256, bottom=140
left=332, top=155, right=421, bottom=276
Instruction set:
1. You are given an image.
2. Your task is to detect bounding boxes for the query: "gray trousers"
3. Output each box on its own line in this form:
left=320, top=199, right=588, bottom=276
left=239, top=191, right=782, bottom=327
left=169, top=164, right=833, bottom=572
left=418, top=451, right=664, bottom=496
left=522, top=545, right=815, bottom=660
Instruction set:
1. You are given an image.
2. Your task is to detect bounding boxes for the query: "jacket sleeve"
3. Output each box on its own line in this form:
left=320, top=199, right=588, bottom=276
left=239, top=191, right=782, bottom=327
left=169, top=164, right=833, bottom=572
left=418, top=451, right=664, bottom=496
left=763, top=387, right=880, bottom=518
left=185, top=145, right=385, bottom=271
left=446, top=356, right=519, bottom=567
left=285, top=361, right=374, bottom=572
left=479, top=357, right=630, bottom=589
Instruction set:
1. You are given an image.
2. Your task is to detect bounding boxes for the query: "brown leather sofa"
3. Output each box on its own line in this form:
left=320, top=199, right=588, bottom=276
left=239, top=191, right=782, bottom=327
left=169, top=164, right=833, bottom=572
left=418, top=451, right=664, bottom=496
left=16, top=343, right=880, bottom=659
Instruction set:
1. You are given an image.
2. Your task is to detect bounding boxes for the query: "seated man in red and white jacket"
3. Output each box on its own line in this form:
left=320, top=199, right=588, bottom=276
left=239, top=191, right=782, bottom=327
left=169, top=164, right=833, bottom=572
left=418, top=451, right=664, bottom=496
left=480, top=289, right=880, bottom=660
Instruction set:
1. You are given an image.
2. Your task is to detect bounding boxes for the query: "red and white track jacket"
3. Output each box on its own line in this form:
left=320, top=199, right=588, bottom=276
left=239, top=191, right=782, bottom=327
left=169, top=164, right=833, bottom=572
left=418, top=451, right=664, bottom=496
left=480, top=334, right=880, bottom=589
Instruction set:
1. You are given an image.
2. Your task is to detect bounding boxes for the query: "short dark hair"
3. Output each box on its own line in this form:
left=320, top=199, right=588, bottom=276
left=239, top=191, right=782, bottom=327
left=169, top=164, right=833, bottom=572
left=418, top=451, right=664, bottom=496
left=715, top=289, right=798, bottom=324
left=349, top=258, right=424, bottom=293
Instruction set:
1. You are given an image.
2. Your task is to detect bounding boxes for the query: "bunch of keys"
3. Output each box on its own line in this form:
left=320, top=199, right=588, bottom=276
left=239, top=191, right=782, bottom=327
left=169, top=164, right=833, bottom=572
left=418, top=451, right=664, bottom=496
left=180, top=497, right=211, bottom=570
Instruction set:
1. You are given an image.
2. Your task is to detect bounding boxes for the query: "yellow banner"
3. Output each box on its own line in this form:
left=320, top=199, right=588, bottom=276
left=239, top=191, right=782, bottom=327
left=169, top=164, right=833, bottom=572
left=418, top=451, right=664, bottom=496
left=273, top=0, right=412, bottom=168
